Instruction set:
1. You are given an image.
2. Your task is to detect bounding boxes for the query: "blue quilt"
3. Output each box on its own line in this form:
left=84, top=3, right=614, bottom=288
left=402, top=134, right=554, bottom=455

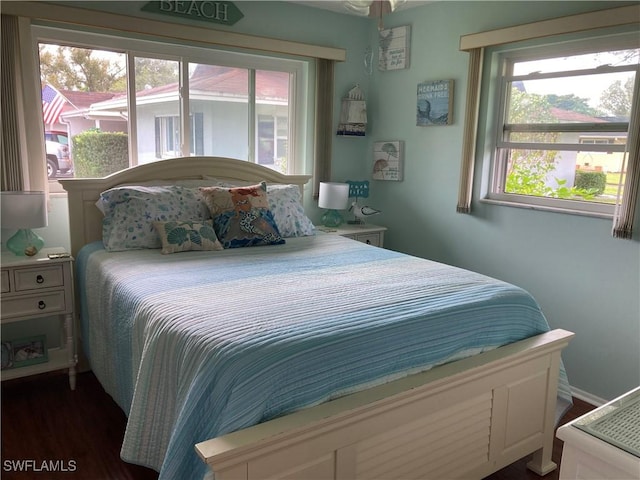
left=76, top=234, right=571, bottom=479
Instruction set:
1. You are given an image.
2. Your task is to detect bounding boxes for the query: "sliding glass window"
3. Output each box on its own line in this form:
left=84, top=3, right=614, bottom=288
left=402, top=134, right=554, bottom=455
left=35, top=26, right=308, bottom=186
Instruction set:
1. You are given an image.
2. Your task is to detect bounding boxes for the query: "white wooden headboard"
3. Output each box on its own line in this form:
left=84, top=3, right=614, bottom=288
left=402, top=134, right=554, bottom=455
left=59, top=156, right=311, bottom=257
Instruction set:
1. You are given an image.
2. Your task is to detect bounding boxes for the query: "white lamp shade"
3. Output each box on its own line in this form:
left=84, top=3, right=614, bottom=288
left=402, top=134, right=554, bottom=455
left=318, top=182, right=350, bottom=210
left=1, top=191, right=48, bottom=229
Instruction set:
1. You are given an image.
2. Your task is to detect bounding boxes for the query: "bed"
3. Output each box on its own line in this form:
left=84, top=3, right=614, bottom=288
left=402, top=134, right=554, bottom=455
left=60, top=156, right=574, bottom=480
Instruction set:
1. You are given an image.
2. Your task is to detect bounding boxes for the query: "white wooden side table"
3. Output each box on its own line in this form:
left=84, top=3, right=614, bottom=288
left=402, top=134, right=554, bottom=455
left=1, top=247, right=77, bottom=390
left=556, top=386, right=640, bottom=479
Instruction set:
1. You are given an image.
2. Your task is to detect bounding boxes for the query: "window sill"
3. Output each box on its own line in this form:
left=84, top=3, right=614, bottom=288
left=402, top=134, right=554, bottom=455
left=480, top=196, right=614, bottom=220
left=48, top=181, right=68, bottom=195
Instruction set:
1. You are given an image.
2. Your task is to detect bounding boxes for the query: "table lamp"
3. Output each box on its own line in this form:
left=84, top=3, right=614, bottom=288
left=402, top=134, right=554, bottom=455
left=318, top=182, right=350, bottom=227
left=1, top=191, right=48, bottom=256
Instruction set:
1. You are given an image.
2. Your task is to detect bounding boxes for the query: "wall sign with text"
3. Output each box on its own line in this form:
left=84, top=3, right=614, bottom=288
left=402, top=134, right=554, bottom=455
left=417, top=79, right=454, bottom=126
left=142, top=1, right=244, bottom=26
left=378, top=25, right=411, bottom=71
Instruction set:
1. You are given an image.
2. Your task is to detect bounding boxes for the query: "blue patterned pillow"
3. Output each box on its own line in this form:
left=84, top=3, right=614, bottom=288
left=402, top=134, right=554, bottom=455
left=153, top=220, right=223, bottom=254
left=100, top=186, right=209, bottom=251
left=199, top=182, right=285, bottom=248
left=267, top=185, right=314, bottom=237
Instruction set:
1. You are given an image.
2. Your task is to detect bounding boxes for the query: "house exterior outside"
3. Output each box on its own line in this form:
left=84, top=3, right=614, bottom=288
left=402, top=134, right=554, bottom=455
left=49, top=67, right=625, bottom=190
left=50, top=64, right=290, bottom=174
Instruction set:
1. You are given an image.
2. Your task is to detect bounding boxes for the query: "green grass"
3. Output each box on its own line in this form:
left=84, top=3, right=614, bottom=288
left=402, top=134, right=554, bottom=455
left=603, top=172, right=625, bottom=197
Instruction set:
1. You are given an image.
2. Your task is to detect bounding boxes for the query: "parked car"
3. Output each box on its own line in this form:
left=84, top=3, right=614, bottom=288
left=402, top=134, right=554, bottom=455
left=45, top=130, right=72, bottom=178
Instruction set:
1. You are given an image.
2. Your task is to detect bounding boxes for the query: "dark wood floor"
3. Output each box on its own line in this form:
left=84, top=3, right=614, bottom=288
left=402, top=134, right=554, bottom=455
left=1, top=371, right=594, bottom=480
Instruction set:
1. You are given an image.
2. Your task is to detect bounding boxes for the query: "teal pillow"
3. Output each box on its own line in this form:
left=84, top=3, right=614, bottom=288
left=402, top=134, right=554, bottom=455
left=153, top=220, right=223, bottom=254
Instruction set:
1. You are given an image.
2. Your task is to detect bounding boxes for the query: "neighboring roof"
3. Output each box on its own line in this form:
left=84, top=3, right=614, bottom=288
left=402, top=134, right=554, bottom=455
left=550, top=107, right=608, bottom=123
left=135, top=65, right=289, bottom=101
left=59, top=65, right=289, bottom=120
left=60, top=90, right=118, bottom=109
left=57, top=89, right=121, bottom=119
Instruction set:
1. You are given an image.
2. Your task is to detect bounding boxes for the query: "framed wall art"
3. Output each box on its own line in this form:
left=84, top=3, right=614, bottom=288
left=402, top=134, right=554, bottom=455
left=378, top=25, right=411, bottom=71
left=417, top=79, right=454, bottom=126
left=9, top=335, right=48, bottom=369
left=372, top=141, right=404, bottom=181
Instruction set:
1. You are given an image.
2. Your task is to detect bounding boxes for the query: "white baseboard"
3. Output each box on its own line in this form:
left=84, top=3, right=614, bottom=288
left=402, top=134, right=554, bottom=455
left=571, top=386, right=607, bottom=407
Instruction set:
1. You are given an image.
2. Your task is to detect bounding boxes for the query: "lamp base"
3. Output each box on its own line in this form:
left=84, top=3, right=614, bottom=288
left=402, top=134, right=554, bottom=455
left=321, top=209, right=344, bottom=228
left=6, top=229, right=45, bottom=256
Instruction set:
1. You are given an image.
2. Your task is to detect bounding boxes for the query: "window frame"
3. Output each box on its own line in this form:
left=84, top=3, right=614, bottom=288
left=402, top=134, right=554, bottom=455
left=483, top=32, right=639, bottom=218
left=30, top=24, right=311, bottom=190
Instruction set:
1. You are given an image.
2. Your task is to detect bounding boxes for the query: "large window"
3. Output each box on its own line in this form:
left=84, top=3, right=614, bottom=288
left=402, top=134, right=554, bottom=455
left=35, top=26, right=308, bottom=187
left=487, top=34, right=639, bottom=217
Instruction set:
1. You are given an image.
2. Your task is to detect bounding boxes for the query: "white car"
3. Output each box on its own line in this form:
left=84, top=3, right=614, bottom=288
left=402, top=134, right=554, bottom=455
left=45, top=130, right=72, bottom=178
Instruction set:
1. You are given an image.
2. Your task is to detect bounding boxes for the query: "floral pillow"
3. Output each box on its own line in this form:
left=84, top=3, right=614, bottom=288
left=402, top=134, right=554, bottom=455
left=199, top=182, right=285, bottom=249
left=100, top=186, right=209, bottom=251
left=266, top=184, right=315, bottom=237
left=153, top=220, right=223, bottom=254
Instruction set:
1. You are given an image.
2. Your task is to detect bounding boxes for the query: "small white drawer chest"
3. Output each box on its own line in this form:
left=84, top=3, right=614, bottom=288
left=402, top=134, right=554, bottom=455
left=1, top=248, right=77, bottom=389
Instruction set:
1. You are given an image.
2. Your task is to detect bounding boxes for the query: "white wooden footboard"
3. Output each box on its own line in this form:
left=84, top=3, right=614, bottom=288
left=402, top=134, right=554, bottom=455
left=196, top=329, right=573, bottom=480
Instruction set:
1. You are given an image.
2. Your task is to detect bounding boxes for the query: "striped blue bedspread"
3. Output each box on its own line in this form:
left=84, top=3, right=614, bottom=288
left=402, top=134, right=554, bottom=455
left=76, top=234, right=570, bottom=479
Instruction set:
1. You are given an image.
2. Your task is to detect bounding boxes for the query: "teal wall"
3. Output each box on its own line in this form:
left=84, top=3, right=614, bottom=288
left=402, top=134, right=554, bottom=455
left=13, top=1, right=640, bottom=401
left=361, top=1, right=640, bottom=403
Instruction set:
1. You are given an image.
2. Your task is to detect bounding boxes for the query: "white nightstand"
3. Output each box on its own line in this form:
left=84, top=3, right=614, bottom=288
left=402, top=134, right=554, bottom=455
left=317, top=223, right=387, bottom=247
left=1, top=248, right=77, bottom=390
left=556, top=387, right=640, bottom=480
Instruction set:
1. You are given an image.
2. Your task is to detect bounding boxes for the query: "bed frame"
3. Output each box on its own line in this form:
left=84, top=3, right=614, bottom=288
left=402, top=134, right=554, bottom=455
left=60, top=156, right=574, bottom=480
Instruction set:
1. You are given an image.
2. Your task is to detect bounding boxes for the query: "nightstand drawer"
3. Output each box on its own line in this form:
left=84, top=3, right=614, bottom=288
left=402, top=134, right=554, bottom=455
left=321, top=223, right=387, bottom=248
left=14, top=265, right=64, bottom=291
left=356, top=233, right=381, bottom=247
left=1, top=270, right=9, bottom=293
left=1, top=290, right=67, bottom=320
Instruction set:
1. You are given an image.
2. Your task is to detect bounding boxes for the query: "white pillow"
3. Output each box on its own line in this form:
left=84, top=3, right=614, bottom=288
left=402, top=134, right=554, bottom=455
left=266, top=184, right=314, bottom=237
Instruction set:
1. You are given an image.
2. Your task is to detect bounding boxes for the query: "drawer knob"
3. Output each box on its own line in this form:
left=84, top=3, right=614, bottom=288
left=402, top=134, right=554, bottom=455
left=38, top=300, right=46, bottom=310
left=36, top=275, right=44, bottom=284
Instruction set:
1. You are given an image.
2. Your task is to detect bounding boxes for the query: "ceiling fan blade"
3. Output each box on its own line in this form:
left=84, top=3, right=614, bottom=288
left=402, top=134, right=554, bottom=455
left=344, top=0, right=409, bottom=26
left=368, top=1, right=389, bottom=18
left=344, top=0, right=373, bottom=16
left=387, top=0, right=407, bottom=12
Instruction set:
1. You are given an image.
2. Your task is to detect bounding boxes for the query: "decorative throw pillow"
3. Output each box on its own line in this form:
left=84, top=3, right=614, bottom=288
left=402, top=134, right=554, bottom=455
left=100, top=186, right=209, bottom=251
left=199, top=182, right=285, bottom=248
left=266, top=184, right=315, bottom=237
left=153, top=220, right=223, bottom=254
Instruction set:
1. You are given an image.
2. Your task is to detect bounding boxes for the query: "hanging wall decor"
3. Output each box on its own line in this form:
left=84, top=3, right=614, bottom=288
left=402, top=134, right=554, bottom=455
left=337, top=85, right=368, bottom=136
left=378, top=25, right=411, bottom=71
left=372, top=140, right=404, bottom=181
left=417, top=79, right=454, bottom=126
